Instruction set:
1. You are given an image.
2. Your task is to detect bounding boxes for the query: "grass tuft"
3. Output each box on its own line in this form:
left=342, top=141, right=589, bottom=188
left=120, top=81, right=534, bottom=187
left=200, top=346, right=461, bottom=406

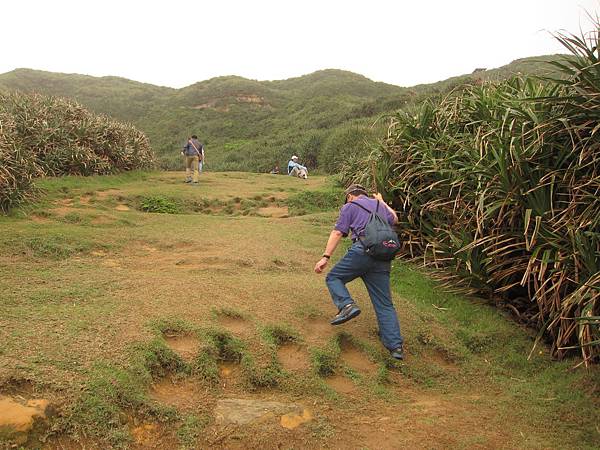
left=139, top=196, right=180, bottom=214
left=261, top=323, right=300, bottom=347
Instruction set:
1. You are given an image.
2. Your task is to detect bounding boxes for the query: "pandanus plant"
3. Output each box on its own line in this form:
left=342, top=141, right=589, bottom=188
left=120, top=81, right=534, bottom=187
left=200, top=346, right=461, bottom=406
left=0, top=92, right=155, bottom=212
left=342, top=20, right=600, bottom=365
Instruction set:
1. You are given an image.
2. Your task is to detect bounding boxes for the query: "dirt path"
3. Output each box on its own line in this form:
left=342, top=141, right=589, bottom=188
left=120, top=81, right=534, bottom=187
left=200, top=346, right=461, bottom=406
left=0, top=172, right=598, bottom=449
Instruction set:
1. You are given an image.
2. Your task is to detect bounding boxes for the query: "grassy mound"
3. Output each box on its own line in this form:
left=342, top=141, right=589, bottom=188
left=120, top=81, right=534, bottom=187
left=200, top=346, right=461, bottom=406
left=0, top=91, right=155, bottom=212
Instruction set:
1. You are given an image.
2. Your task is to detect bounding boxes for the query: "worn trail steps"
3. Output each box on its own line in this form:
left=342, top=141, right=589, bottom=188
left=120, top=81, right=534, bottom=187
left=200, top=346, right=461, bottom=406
left=3, top=173, right=592, bottom=449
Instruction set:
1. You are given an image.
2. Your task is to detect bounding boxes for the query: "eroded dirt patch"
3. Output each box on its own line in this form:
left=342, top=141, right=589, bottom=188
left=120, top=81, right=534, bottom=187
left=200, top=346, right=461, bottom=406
left=0, top=395, right=50, bottom=445
left=324, top=375, right=356, bottom=394
left=304, top=318, right=335, bottom=344
left=277, top=344, right=311, bottom=372
left=257, top=206, right=289, bottom=218
left=339, top=341, right=378, bottom=375
left=30, top=215, right=52, bottom=223
left=130, top=422, right=160, bottom=447
left=149, top=376, right=211, bottom=411
left=218, top=362, right=243, bottom=392
left=217, top=316, right=253, bottom=335
left=96, top=189, right=124, bottom=199
left=51, top=206, right=76, bottom=217
left=163, top=334, right=199, bottom=363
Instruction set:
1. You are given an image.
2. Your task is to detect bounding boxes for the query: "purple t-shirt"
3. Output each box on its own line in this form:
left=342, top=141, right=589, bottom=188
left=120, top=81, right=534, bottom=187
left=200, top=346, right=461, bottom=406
left=334, top=196, right=395, bottom=239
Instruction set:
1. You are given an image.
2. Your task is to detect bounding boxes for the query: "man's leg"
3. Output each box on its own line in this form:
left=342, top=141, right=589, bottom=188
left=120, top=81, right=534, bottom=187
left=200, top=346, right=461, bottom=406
left=185, top=156, right=193, bottom=182
left=289, top=167, right=299, bottom=177
left=325, top=245, right=366, bottom=311
left=192, top=156, right=199, bottom=183
left=361, top=269, right=403, bottom=351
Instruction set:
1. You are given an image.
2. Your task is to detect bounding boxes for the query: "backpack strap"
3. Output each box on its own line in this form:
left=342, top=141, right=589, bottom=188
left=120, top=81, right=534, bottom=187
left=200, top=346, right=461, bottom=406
left=349, top=200, right=380, bottom=214
left=189, top=140, right=201, bottom=157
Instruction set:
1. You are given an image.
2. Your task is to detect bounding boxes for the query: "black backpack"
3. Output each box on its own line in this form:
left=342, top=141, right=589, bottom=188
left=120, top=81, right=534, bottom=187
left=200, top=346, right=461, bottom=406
left=350, top=201, right=400, bottom=261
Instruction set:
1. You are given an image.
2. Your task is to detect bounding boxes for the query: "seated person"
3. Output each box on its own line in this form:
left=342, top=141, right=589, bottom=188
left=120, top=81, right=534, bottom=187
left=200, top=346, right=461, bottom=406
left=287, top=156, right=308, bottom=179
left=270, top=165, right=280, bottom=174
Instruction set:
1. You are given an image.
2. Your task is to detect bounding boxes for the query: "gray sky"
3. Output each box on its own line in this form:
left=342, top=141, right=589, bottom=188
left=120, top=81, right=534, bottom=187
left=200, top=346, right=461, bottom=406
left=2, top=0, right=598, bottom=88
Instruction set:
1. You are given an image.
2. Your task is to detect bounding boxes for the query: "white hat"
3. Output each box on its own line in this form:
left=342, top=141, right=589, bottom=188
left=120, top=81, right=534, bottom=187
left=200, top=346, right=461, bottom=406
left=291, top=155, right=298, bottom=160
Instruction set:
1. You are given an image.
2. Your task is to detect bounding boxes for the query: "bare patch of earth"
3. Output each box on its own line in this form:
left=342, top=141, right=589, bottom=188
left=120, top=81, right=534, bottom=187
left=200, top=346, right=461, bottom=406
left=163, top=334, right=199, bottom=363
left=304, top=318, right=335, bottom=344
left=257, top=206, right=289, bottom=218
left=217, top=316, right=253, bottom=335
left=30, top=215, right=51, bottom=223
left=96, top=189, right=124, bottom=199
left=149, top=375, right=211, bottom=412
left=339, top=341, right=378, bottom=375
left=50, top=206, right=76, bottom=216
left=324, top=375, right=357, bottom=394
left=277, top=343, right=311, bottom=372
left=218, top=362, right=243, bottom=393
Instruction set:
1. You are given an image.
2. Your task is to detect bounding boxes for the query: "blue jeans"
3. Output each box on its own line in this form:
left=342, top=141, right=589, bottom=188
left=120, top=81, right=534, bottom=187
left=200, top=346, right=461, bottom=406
left=325, top=242, right=403, bottom=351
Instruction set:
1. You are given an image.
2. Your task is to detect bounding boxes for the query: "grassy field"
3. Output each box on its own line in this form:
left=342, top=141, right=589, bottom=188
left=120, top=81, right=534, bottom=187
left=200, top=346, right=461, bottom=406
left=0, top=171, right=598, bottom=449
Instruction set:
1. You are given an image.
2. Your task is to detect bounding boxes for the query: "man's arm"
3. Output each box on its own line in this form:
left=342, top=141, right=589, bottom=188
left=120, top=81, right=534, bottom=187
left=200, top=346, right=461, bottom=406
left=314, top=230, right=343, bottom=273
left=373, top=193, right=398, bottom=224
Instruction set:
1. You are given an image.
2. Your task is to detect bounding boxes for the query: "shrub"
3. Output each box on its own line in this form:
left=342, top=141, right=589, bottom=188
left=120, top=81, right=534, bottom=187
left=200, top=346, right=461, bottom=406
left=0, top=92, right=155, bottom=212
left=139, top=196, right=180, bottom=214
left=318, top=124, right=376, bottom=173
left=286, top=188, right=342, bottom=216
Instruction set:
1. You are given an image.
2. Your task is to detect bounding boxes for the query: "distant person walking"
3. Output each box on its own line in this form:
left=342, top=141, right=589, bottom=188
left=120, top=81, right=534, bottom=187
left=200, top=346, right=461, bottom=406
left=181, top=135, right=203, bottom=184
left=314, top=184, right=405, bottom=360
left=287, top=155, right=308, bottom=179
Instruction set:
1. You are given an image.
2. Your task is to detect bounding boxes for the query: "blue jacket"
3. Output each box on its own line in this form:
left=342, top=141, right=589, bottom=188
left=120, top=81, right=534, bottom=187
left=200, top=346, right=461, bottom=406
left=287, top=160, right=307, bottom=174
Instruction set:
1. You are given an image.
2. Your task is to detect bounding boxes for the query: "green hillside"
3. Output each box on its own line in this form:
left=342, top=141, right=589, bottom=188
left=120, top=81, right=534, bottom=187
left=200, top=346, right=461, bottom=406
left=0, top=55, right=567, bottom=172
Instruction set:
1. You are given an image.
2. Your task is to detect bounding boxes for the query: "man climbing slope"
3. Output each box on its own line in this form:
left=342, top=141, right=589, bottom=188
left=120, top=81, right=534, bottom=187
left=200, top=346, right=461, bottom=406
left=314, top=184, right=404, bottom=360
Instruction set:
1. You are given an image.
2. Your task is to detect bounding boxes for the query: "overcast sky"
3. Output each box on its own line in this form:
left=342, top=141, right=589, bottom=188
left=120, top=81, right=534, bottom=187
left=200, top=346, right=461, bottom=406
left=1, top=0, right=598, bottom=88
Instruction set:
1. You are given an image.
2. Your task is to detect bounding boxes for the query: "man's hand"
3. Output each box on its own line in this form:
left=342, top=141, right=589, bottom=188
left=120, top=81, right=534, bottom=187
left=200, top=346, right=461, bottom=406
left=373, top=192, right=398, bottom=224
left=314, top=257, right=329, bottom=274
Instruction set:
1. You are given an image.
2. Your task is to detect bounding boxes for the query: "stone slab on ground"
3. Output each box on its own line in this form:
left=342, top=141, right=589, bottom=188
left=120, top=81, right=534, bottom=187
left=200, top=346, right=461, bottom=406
left=214, top=398, right=305, bottom=425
